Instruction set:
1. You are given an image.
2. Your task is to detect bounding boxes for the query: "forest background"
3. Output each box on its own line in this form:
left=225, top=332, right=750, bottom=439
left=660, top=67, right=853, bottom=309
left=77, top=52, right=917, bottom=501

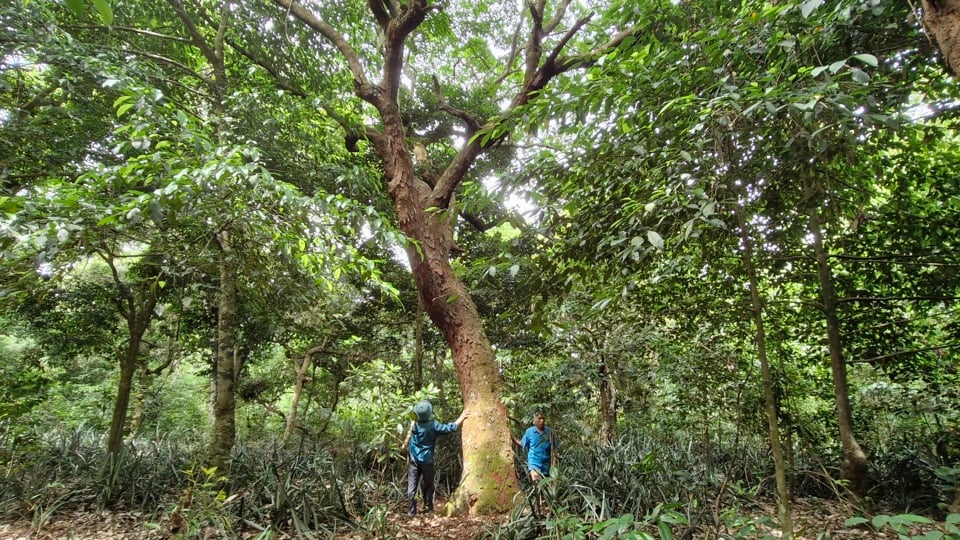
left=2, top=0, right=960, bottom=538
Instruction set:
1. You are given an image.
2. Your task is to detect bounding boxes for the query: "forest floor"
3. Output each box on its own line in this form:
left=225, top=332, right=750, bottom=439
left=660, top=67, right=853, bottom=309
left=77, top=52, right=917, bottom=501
left=0, top=497, right=945, bottom=539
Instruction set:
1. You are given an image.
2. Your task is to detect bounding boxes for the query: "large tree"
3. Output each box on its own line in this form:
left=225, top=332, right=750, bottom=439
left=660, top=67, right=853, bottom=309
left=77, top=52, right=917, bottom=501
left=264, top=0, right=639, bottom=515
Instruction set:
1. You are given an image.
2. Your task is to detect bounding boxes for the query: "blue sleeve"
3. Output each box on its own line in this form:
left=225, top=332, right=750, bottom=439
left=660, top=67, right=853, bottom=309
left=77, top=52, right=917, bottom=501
left=432, top=420, right=459, bottom=434
left=520, top=428, right=531, bottom=449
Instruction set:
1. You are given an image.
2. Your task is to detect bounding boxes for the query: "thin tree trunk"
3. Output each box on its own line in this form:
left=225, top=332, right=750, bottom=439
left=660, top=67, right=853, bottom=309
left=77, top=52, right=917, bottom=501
left=809, top=209, right=869, bottom=495
left=105, top=255, right=158, bottom=457
left=283, top=345, right=323, bottom=445
left=737, top=206, right=793, bottom=537
left=598, top=351, right=617, bottom=447
left=209, top=231, right=239, bottom=474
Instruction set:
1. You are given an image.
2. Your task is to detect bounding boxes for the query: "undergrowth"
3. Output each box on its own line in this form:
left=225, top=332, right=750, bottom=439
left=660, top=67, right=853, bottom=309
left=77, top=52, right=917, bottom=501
left=1, top=423, right=957, bottom=539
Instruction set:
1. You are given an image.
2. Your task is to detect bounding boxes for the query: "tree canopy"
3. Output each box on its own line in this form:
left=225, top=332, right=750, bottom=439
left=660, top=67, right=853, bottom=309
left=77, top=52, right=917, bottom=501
left=2, top=0, right=960, bottom=537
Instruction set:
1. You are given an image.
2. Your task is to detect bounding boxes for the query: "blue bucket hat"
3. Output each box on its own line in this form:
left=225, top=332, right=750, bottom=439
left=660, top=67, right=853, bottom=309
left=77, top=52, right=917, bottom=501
left=413, top=400, right=433, bottom=422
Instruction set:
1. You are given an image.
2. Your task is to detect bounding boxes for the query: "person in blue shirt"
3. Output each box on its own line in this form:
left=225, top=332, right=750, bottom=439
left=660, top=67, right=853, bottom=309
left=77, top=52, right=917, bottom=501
left=513, top=409, right=557, bottom=481
left=402, top=400, right=468, bottom=516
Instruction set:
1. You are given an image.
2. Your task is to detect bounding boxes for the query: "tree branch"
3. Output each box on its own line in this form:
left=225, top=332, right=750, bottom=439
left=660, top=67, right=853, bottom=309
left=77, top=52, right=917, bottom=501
left=64, top=24, right=193, bottom=44
left=849, top=342, right=960, bottom=363
left=554, top=25, right=643, bottom=72
left=166, top=0, right=220, bottom=68
left=431, top=75, right=482, bottom=133
left=838, top=295, right=960, bottom=304
left=272, top=0, right=378, bottom=102
left=542, top=0, right=572, bottom=35
left=124, top=49, right=217, bottom=88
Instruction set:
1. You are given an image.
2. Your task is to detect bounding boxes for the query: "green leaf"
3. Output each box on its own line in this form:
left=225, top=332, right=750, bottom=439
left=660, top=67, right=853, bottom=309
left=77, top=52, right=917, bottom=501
left=801, top=0, right=824, bottom=18
left=90, top=0, right=114, bottom=25
left=116, top=103, right=134, bottom=118
left=850, top=68, right=870, bottom=84
left=647, top=230, right=664, bottom=250
left=828, top=60, right=847, bottom=74
left=852, top=53, right=879, bottom=67
left=63, top=0, right=85, bottom=15
left=844, top=517, right=870, bottom=526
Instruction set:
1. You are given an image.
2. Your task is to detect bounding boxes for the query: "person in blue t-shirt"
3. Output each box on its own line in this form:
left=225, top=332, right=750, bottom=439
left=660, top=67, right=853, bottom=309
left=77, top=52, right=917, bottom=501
left=402, top=400, right=468, bottom=516
left=513, top=409, right=557, bottom=481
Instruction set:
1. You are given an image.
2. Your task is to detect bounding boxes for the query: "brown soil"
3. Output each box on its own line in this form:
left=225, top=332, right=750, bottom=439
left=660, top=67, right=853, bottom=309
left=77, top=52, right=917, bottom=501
left=0, top=498, right=946, bottom=539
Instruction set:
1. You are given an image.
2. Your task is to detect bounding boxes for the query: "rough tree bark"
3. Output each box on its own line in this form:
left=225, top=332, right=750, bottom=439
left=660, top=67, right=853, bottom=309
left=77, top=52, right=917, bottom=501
left=272, top=0, right=639, bottom=515
left=921, top=0, right=960, bottom=77
left=209, top=231, right=239, bottom=473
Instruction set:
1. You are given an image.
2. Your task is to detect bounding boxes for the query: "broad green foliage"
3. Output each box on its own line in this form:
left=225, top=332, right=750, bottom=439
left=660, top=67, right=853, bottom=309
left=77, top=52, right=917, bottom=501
left=1, top=0, right=960, bottom=534
left=0, top=318, right=47, bottom=422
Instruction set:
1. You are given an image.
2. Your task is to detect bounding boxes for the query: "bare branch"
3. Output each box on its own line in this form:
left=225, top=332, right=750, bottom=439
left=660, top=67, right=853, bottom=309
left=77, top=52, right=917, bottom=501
left=542, top=0, right=572, bottom=35
left=542, top=13, right=593, bottom=73
left=166, top=0, right=219, bottom=68
left=459, top=210, right=528, bottom=233
left=554, top=26, right=643, bottom=72
left=221, top=37, right=308, bottom=97
left=272, top=0, right=377, bottom=101
left=524, top=0, right=545, bottom=83
left=381, top=1, right=433, bottom=104
left=837, top=295, right=960, bottom=304
left=214, top=3, right=228, bottom=73
left=431, top=75, right=482, bottom=133
left=495, top=8, right=526, bottom=85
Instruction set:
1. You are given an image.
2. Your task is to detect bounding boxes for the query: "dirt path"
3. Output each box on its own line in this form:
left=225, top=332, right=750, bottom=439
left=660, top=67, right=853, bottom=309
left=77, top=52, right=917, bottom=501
left=0, top=510, right=493, bottom=539
left=0, top=498, right=946, bottom=539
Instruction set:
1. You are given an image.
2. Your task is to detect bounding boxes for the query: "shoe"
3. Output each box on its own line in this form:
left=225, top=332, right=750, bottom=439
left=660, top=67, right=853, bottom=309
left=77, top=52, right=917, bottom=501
left=407, top=510, right=416, bottom=517
left=423, top=507, right=433, bottom=514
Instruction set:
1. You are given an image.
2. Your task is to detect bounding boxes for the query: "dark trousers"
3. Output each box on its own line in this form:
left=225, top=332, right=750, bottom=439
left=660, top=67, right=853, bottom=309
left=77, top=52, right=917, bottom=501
left=407, top=459, right=435, bottom=514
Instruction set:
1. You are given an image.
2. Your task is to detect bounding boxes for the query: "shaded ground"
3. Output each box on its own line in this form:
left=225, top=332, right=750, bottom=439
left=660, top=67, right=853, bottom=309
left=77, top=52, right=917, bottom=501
left=0, top=498, right=948, bottom=539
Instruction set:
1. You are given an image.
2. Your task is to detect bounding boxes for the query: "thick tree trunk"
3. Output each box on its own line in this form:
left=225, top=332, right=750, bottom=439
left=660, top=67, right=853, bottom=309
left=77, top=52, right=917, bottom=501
left=382, top=129, right=519, bottom=514
left=402, top=204, right=520, bottom=516
left=209, top=232, right=239, bottom=474
left=414, top=297, right=424, bottom=392
left=270, top=0, right=640, bottom=515
left=809, top=210, right=869, bottom=495
left=922, top=0, right=960, bottom=77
